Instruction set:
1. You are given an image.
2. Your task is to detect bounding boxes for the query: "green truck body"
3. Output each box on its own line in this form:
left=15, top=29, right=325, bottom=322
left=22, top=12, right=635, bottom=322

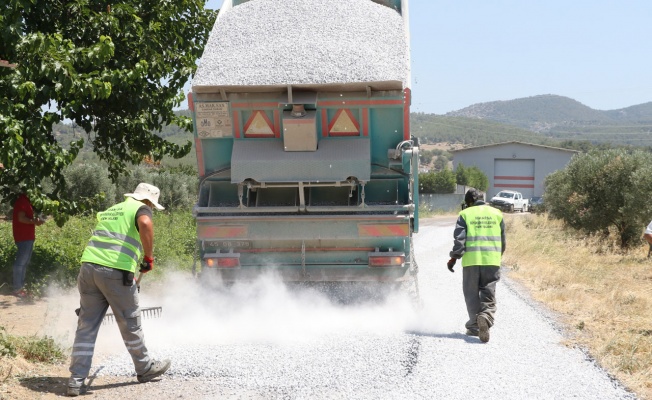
left=190, top=0, right=418, bottom=283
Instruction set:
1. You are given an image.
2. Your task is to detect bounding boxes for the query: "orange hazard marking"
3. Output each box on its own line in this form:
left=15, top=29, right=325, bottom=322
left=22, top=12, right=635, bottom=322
left=198, top=225, right=248, bottom=239
left=244, top=110, right=274, bottom=137
left=358, top=224, right=409, bottom=237
left=329, top=109, right=360, bottom=136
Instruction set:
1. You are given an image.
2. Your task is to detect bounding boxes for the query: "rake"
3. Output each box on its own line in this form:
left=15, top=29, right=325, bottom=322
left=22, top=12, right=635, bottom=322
left=102, top=306, right=163, bottom=325
left=73, top=272, right=163, bottom=325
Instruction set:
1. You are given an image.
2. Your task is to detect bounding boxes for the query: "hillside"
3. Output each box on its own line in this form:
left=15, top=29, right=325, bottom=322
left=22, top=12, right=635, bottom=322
left=445, top=95, right=652, bottom=146
left=51, top=95, right=652, bottom=167
left=411, top=113, right=560, bottom=148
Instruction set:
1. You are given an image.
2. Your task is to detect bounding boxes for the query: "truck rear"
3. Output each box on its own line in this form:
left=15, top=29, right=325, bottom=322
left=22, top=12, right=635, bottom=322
left=189, top=0, right=418, bottom=285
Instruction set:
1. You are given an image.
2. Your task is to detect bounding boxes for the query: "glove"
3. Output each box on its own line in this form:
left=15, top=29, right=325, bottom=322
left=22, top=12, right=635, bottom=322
left=140, top=256, right=154, bottom=273
left=447, top=258, right=457, bottom=273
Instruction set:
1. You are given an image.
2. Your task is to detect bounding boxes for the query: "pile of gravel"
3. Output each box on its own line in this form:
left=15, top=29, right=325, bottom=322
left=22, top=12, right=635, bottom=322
left=192, top=0, right=409, bottom=88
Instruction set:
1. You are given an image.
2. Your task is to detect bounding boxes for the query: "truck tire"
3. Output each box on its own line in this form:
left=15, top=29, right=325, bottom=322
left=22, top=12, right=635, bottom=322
left=509, top=204, right=514, bottom=213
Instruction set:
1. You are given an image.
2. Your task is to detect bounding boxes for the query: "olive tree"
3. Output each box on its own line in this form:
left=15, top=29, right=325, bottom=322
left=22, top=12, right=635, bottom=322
left=455, top=163, right=488, bottom=191
left=0, top=0, right=216, bottom=224
left=545, top=149, right=652, bottom=248
left=420, top=169, right=456, bottom=194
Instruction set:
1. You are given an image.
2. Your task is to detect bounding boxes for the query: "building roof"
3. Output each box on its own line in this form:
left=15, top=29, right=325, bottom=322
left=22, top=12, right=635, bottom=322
left=450, top=141, right=580, bottom=154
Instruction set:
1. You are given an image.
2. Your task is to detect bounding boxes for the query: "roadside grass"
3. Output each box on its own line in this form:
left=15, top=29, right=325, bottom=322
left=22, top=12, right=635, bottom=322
left=502, top=213, right=652, bottom=399
left=418, top=204, right=458, bottom=218
left=0, top=326, right=65, bottom=364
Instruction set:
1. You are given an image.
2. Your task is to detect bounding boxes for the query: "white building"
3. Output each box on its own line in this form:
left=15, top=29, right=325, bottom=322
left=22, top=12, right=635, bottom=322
left=451, top=141, right=579, bottom=199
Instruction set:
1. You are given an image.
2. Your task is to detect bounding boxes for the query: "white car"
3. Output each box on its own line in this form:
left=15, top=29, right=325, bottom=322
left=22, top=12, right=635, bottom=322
left=489, top=190, right=529, bottom=213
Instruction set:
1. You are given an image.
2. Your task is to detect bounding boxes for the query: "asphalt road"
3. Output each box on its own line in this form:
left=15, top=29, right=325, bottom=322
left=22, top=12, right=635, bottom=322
left=86, top=217, right=636, bottom=400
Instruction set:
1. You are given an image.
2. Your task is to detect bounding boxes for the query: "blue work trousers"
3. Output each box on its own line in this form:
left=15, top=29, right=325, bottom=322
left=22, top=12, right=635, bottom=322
left=13, top=240, right=34, bottom=291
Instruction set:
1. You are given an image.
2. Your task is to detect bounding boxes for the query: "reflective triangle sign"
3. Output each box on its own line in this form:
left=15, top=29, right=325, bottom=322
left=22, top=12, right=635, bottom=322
left=329, top=109, right=360, bottom=135
left=244, top=110, right=274, bottom=136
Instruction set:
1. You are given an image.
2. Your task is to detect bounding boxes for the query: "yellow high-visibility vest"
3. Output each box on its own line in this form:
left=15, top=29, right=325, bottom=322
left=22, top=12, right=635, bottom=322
left=459, top=205, right=503, bottom=267
left=80, top=198, right=144, bottom=273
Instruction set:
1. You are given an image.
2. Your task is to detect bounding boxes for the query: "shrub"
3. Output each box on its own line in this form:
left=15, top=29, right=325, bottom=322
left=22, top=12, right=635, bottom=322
left=420, top=169, right=456, bottom=193
left=0, top=327, right=64, bottom=363
left=455, top=163, right=488, bottom=191
left=545, top=149, right=652, bottom=248
left=115, top=165, right=198, bottom=210
left=64, top=163, right=116, bottom=212
left=0, top=211, right=197, bottom=293
left=0, top=327, right=17, bottom=358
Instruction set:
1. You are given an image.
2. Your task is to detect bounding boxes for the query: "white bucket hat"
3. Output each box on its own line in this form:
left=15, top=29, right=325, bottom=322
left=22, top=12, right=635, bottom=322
left=124, top=182, right=165, bottom=210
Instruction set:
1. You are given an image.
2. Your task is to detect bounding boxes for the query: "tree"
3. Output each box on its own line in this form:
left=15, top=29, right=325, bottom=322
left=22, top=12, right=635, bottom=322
left=465, top=166, right=488, bottom=191
left=419, top=169, right=456, bottom=194
left=433, top=156, right=448, bottom=171
left=0, top=1, right=216, bottom=225
left=545, top=149, right=652, bottom=248
left=455, top=163, right=468, bottom=185
left=455, top=163, right=488, bottom=191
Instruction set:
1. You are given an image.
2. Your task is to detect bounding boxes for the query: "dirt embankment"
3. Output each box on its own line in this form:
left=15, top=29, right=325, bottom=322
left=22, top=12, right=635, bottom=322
left=0, top=292, right=134, bottom=399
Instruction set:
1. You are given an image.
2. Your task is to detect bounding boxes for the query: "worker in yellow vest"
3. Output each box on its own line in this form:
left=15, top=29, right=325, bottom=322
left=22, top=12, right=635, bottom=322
left=67, top=183, right=171, bottom=396
left=447, top=189, right=506, bottom=343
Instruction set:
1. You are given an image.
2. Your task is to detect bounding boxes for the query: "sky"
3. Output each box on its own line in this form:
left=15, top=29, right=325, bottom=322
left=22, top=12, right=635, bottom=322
left=200, top=0, right=652, bottom=115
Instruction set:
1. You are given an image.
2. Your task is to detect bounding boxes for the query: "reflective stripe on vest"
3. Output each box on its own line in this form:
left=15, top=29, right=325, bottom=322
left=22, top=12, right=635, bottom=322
left=459, top=205, right=503, bottom=267
left=80, top=198, right=144, bottom=273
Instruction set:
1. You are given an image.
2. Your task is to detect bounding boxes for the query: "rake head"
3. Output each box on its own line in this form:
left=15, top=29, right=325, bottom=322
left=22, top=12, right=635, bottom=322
left=102, top=306, right=163, bottom=325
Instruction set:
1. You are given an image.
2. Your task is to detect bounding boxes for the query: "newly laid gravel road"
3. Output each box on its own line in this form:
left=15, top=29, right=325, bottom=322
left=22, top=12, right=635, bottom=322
left=85, top=217, right=636, bottom=399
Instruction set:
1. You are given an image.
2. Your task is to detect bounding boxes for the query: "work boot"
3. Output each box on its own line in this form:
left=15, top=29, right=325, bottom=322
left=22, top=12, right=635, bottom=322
left=66, top=378, right=87, bottom=397
left=477, top=314, right=490, bottom=343
left=465, top=329, right=479, bottom=337
left=137, top=359, right=171, bottom=383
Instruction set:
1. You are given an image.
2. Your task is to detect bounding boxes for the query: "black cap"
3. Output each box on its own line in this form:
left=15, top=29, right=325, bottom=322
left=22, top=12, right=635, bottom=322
left=465, top=189, right=480, bottom=205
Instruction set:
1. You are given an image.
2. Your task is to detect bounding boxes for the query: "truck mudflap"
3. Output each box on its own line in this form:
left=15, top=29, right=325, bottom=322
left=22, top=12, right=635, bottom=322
left=196, top=214, right=415, bottom=283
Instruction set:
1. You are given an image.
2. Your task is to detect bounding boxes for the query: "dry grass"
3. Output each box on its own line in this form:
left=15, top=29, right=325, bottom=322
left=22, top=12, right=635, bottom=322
left=502, top=213, right=652, bottom=399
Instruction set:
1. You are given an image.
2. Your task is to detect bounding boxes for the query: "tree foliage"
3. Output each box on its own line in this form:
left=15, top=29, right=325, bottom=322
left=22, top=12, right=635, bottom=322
left=545, top=149, right=652, bottom=248
left=419, top=169, right=456, bottom=194
left=455, top=163, right=488, bottom=191
left=0, top=0, right=216, bottom=225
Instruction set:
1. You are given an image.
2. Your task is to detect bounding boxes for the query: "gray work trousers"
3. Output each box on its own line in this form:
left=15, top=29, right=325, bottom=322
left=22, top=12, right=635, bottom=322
left=69, top=262, right=151, bottom=385
left=462, top=265, right=501, bottom=332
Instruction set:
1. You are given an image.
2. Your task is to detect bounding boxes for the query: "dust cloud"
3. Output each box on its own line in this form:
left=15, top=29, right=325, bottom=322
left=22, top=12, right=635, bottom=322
left=43, top=270, right=441, bottom=357
left=137, top=272, right=423, bottom=350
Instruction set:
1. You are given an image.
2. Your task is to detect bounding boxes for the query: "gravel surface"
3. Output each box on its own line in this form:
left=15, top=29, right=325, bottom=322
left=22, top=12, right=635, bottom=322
left=85, top=218, right=636, bottom=399
left=192, top=0, right=409, bottom=87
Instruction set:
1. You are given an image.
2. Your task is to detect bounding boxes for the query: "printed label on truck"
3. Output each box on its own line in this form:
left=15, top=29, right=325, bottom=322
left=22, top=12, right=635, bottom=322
left=204, top=240, right=252, bottom=250
left=196, top=102, right=232, bottom=138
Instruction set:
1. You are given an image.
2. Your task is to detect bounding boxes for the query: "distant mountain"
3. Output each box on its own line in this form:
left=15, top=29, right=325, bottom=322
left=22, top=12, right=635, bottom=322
left=446, top=94, right=652, bottom=132
left=440, top=95, right=652, bottom=147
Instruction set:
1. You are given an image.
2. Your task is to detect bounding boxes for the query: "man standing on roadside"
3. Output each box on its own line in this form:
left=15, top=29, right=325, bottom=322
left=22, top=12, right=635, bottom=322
left=447, top=189, right=506, bottom=343
left=68, top=183, right=171, bottom=397
left=12, top=192, right=44, bottom=298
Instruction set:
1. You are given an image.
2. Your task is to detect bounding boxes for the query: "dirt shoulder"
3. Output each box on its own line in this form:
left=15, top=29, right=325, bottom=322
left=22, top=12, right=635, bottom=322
left=0, top=291, right=131, bottom=399
left=0, top=292, right=69, bottom=399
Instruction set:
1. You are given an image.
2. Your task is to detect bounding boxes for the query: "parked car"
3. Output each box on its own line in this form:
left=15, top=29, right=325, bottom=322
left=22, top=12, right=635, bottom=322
left=529, top=196, right=545, bottom=214
left=489, top=190, right=529, bottom=212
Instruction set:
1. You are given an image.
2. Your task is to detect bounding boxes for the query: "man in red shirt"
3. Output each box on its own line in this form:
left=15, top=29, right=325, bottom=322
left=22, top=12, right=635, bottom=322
left=12, top=193, right=44, bottom=297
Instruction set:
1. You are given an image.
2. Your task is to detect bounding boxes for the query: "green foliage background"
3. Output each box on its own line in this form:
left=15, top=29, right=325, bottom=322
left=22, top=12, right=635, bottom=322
left=545, top=148, right=652, bottom=248
left=0, top=211, right=196, bottom=293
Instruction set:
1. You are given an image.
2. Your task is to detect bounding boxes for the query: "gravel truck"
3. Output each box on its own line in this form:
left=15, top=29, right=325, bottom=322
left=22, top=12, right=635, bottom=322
left=489, top=190, right=529, bottom=212
left=189, top=0, right=418, bottom=287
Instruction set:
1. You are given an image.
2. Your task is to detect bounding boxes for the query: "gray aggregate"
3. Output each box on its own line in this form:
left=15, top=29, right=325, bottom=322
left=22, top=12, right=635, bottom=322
left=192, top=0, right=409, bottom=88
left=88, top=218, right=637, bottom=399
